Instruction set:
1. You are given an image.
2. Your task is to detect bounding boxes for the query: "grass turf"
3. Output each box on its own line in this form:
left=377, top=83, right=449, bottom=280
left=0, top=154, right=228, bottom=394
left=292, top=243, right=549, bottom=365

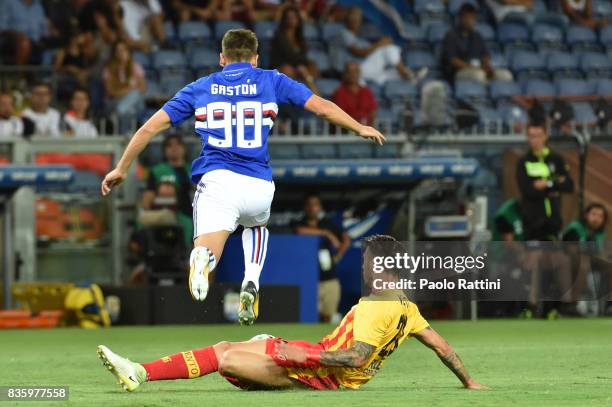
left=1, top=319, right=611, bottom=407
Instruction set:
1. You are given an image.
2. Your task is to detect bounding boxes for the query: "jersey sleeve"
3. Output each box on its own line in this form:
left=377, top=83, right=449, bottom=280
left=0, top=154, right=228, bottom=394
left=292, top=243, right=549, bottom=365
left=162, top=82, right=196, bottom=127
left=409, top=304, right=430, bottom=334
left=273, top=71, right=313, bottom=107
left=352, top=301, right=391, bottom=348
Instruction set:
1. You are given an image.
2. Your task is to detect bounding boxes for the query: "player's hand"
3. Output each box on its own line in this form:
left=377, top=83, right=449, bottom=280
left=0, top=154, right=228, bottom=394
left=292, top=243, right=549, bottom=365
left=465, top=380, right=490, bottom=390
left=358, top=126, right=385, bottom=145
left=101, top=168, right=127, bottom=196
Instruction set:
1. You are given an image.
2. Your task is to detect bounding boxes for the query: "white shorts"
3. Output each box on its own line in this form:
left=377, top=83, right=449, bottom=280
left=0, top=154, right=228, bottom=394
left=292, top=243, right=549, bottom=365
left=192, top=169, right=275, bottom=238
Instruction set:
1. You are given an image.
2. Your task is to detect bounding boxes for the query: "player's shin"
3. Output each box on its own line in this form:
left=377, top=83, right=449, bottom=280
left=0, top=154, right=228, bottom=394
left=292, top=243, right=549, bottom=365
left=241, top=226, right=269, bottom=290
left=142, top=346, right=218, bottom=381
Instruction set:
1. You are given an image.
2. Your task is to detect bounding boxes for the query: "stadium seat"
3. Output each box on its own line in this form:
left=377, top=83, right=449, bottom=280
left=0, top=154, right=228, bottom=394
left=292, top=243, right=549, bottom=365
left=593, top=0, right=612, bottom=18
left=303, top=23, right=319, bottom=41
left=498, top=103, right=528, bottom=127
left=152, top=50, right=187, bottom=70
left=214, top=21, right=245, bottom=39
left=178, top=21, right=212, bottom=42
left=579, top=52, right=612, bottom=77
left=160, top=71, right=190, bottom=96
left=454, top=80, right=487, bottom=102
left=474, top=23, right=495, bottom=42
left=374, top=144, right=399, bottom=159
left=556, top=78, right=594, bottom=97
left=314, top=78, right=340, bottom=99
left=498, top=23, right=529, bottom=43
left=307, top=50, right=331, bottom=72
left=188, top=47, right=218, bottom=71
left=321, top=22, right=344, bottom=42
left=511, top=51, right=546, bottom=74
left=132, top=51, right=151, bottom=69
left=531, top=24, right=563, bottom=45
left=254, top=21, right=276, bottom=41
left=490, top=53, right=508, bottom=69
left=427, top=22, right=449, bottom=44
left=596, top=79, right=612, bottom=96
left=546, top=52, right=581, bottom=79
left=533, top=12, right=569, bottom=29
left=383, top=80, right=418, bottom=102
left=523, top=79, right=556, bottom=97
left=477, top=106, right=502, bottom=127
left=414, top=0, right=445, bottom=16
left=448, top=0, right=477, bottom=15
left=566, top=25, right=598, bottom=49
left=359, top=22, right=384, bottom=42
left=490, top=80, right=521, bottom=102
left=405, top=51, right=436, bottom=70
left=571, top=102, right=597, bottom=124
left=337, top=144, right=373, bottom=159
left=268, top=144, right=300, bottom=160
left=301, top=144, right=337, bottom=159
left=600, top=26, right=612, bottom=45
left=404, top=24, right=427, bottom=48
left=164, top=21, right=177, bottom=42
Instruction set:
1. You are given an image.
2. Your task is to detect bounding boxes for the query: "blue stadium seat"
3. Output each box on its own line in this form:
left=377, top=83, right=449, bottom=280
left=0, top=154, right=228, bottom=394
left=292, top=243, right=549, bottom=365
left=448, top=0, right=477, bottom=15
left=301, top=144, right=337, bottom=159
left=268, top=144, right=300, bottom=160
left=593, top=0, right=612, bottom=18
left=405, top=51, right=436, bottom=70
left=178, top=21, right=212, bottom=42
left=383, top=80, right=418, bottom=102
left=498, top=23, right=529, bottom=43
left=160, top=71, right=190, bottom=96
left=477, top=106, right=502, bottom=126
left=188, top=47, right=218, bottom=71
left=601, top=26, right=612, bottom=45
left=474, top=22, right=495, bottom=42
left=214, top=21, right=245, bottom=39
left=455, top=80, right=487, bottom=101
left=490, top=80, right=521, bottom=102
left=254, top=21, right=276, bottom=41
left=132, top=51, right=151, bottom=69
left=321, top=22, right=344, bottom=41
left=152, top=50, right=187, bottom=70
left=338, top=144, right=373, bottom=159
left=546, top=52, right=579, bottom=73
left=414, top=0, right=445, bottom=16
left=556, top=78, right=594, bottom=97
left=144, top=81, right=164, bottom=100
left=531, top=24, right=563, bottom=45
left=498, top=103, right=528, bottom=127
left=566, top=25, right=598, bottom=47
left=572, top=102, right=597, bottom=124
left=596, top=79, right=612, bottom=96
left=533, top=12, right=569, bottom=29
left=307, top=50, right=331, bottom=72
left=404, top=24, right=427, bottom=45
left=533, top=0, right=547, bottom=13
left=374, top=144, right=399, bottom=159
left=314, top=78, right=340, bottom=99
left=359, top=22, right=384, bottom=42
left=490, top=53, right=509, bottom=69
left=511, top=51, right=546, bottom=73
left=427, top=22, right=449, bottom=43
left=303, top=23, right=319, bottom=41
left=580, top=52, right=612, bottom=77
left=523, top=79, right=555, bottom=97
left=164, top=21, right=177, bottom=42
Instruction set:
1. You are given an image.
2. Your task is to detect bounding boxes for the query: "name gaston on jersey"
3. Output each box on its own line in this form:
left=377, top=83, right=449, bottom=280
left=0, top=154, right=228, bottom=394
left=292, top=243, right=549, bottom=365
left=211, top=83, right=257, bottom=96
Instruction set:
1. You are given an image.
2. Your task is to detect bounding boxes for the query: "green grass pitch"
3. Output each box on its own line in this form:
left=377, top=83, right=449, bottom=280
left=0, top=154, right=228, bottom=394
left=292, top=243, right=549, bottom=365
left=2, top=319, right=611, bottom=406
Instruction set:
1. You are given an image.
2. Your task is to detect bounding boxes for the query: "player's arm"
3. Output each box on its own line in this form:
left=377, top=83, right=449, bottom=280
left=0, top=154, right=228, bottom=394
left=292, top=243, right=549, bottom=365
left=101, top=109, right=171, bottom=195
left=414, top=327, right=489, bottom=390
left=304, top=95, right=385, bottom=145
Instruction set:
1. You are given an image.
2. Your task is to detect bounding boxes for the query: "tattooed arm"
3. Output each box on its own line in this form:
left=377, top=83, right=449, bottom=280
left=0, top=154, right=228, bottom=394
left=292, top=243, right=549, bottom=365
left=414, top=327, right=489, bottom=390
left=318, top=341, right=376, bottom=368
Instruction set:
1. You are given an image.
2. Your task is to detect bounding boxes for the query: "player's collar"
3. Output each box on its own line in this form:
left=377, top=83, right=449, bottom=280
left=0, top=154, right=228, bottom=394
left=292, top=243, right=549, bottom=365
left=222, top=62, right=253, bottom=72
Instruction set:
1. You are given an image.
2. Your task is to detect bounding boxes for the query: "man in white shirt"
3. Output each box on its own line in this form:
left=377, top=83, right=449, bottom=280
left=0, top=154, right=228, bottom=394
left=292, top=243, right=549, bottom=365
left=119, top=0, right=166, bottom=51
left=22, top=82, right=61, bottom=137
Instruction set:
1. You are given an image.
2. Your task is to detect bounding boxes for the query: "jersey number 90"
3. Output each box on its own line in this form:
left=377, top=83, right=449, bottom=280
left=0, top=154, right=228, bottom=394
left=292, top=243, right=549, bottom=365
left=199, top=101, right=264, bottom=149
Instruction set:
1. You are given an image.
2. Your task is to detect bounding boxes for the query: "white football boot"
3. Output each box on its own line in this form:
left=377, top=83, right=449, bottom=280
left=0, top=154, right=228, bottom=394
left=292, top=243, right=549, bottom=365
left=97, top=345, right=147, bottom=392
left=189, top=247, right=212, bottom=301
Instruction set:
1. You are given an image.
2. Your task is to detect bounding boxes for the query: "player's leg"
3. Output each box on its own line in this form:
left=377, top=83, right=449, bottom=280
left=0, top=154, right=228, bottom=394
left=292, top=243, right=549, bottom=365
left=218, top=350, right=297, bottom=390
left=237, top=175, right=275, bottom=325
left=189, top=171, right=240, bottom=301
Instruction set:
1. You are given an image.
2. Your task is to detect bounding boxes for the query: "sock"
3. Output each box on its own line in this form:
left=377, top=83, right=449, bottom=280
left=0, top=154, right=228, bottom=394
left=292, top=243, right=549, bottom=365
left=190, top=246, right=217, bottom=272
left=142, top=346, right=218, bottom=381
left=241, top=226, right=268, bottom=290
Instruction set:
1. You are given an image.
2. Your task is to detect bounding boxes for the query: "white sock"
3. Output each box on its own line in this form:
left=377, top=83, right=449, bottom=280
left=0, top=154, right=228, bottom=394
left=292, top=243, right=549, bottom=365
left=241, top=226, right=269, bottom=290
left=190, top=246, right=217, bottom=272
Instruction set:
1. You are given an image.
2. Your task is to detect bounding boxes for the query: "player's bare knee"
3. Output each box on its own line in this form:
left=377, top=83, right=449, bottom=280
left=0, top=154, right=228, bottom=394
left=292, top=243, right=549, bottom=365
left=218, top=350, right=240, bottom=375
left=213, top=341, right=232, bottom=359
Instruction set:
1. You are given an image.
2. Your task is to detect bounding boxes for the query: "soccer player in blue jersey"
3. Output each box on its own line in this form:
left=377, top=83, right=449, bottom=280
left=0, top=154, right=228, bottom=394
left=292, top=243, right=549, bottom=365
left=101, top=29, right=386, bottom=325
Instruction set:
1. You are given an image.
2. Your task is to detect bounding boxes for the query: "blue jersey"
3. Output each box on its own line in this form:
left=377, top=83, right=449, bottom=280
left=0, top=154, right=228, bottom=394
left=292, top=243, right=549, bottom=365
left=162, top=62, right=313, bottom=183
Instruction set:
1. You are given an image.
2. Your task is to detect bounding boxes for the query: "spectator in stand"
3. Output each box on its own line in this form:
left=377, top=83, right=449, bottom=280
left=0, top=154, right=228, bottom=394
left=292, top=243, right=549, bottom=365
left=62, top=88, right=99, bottom=138
left=78, top=0, right=123, bottom=45
left=216, top=0, right=256, bottom=26
left=292, top=193, right=351, bottom=323
left=103, top=40, right=146, bottom=134
left=332, top=7, right=426, bottom=86
left=0, top=93, right=35, bottom=138
left=23, top=82, right=62, bottom=137
left=54, top=32, right=91, bottom=86
left=270, top=5, right=318, bottom=93
left=441, top=3, right=513, bottom=84
left=142, top=133, right=193, bottom=219
left=118, top=0, right=166, bottom=52
left=168, top=0, right=223, bottom=22
left=560, top=0, right=608, bottom=29
left=0, top=0, right=49, bottom=64
left=332, top=62, right=377, bottom=127
left=485, top=0, right=533, bottom=23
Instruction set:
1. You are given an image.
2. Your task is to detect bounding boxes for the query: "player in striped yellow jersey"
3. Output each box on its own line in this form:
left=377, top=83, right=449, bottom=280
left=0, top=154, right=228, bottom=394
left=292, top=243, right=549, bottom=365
left=97, top=235, right=487, bottom=392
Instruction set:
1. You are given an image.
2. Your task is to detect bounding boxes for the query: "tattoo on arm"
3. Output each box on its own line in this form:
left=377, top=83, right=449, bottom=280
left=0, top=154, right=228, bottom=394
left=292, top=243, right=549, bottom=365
left=438, top=350, right=471, bottom=385
left=319, top=341, right=375, bottom=368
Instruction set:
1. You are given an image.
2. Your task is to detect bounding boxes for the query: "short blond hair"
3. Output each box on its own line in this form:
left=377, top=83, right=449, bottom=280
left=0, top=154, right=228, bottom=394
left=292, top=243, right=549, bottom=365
left=221, top=29, right=258, bottom=62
